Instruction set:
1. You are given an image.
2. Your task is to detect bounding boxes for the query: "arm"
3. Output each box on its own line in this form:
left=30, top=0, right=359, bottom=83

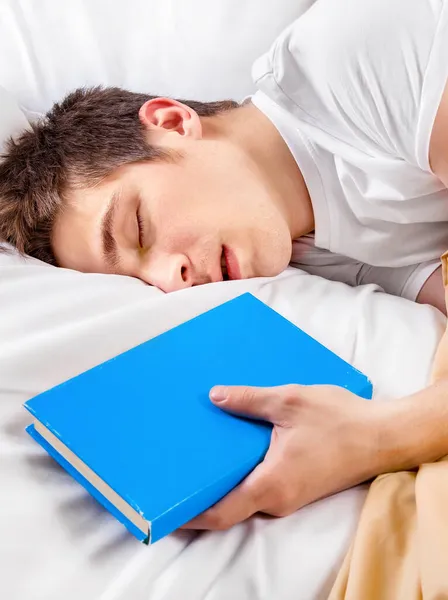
left=183, top=381, right=448, bottom=531
left=381, top=378, right=448, bottom=468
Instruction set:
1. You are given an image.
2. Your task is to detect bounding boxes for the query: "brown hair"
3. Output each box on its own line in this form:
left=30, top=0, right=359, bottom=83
left=0, top=86, right=238, bottom=264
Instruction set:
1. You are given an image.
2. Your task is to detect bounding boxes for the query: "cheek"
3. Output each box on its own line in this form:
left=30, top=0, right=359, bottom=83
left=151, top=189, right=220, bottom=249
left=152, top=201, right=213, bottom=252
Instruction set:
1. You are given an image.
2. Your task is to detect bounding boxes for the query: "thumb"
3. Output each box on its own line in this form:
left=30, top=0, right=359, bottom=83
left=209, top=385, right=292, bottom=425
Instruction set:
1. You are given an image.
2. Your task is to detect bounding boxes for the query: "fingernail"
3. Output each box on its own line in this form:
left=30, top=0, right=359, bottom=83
left=210, top=386, right=228, bottom=403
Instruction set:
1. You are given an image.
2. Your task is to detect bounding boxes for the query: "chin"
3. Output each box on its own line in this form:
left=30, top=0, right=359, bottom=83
left=261, top=246, right=292, bottom=278
left=247, top=235, right=292, bottom=279
left=256, top=258, right=290, bottom=278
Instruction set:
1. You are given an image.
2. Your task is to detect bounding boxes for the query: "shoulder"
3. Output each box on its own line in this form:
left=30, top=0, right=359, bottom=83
left=254, top=0, right=446, bottom=162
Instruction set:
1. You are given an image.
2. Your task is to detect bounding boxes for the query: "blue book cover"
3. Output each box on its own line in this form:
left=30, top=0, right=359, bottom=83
left=24, top=293, right=372, bottom=544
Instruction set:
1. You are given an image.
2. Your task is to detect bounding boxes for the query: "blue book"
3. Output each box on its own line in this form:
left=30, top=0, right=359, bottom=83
left=24, top=293, right=372, bottom=544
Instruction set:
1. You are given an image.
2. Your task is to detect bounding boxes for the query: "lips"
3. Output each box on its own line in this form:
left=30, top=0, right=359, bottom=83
left=222, top=245, right=241, bottom=281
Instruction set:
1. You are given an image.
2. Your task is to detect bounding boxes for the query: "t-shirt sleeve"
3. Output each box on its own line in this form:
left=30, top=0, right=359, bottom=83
left=253, top=0, right=448, bottom=171
left=291, top=236, right=441, bottom=301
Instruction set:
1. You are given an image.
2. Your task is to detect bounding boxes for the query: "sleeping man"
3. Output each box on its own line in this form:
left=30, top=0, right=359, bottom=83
left=1, top=0, right=448, bottom=530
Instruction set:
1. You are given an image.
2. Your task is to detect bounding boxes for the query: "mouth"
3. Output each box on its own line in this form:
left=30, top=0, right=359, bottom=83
left=220, top=248, right=229, bottom=281
left=221, top=245, right=241, bottom=281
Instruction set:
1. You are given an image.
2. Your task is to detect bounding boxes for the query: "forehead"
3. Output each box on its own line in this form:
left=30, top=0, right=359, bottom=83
left=52, top=176, right=118, bottom=272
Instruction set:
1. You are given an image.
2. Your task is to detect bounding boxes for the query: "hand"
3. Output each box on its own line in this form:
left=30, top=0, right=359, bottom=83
left=183, top=383, right=389, bottom=531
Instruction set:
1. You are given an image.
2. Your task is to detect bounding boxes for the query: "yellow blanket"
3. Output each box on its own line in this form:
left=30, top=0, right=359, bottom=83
left=330, top=253, right=448, bottom=600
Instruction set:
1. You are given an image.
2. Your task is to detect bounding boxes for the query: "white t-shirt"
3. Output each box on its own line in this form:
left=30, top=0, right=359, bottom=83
left=251, top=0, right=448, bottom=297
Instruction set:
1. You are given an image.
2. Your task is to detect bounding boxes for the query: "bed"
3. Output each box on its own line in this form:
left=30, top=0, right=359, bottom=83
left=0, top=1, right=445, bottom=599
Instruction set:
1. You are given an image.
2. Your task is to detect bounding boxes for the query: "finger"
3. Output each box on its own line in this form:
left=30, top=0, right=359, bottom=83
left=181, top=462, right=268, bottom=531
left=209, top=384, right=297, bottom=425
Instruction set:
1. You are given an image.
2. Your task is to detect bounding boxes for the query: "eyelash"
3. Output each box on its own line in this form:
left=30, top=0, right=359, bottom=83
left=137, top=210, right=145, bottom=248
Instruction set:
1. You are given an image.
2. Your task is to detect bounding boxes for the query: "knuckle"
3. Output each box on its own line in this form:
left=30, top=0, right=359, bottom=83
left=278, top=488, right=295, bottom=510
left=215, top=518, right=233, bottom=531
left=248, top=479, right=269, bottom=508
left=266, top=481, right=298, bottom=518
left=271, top=503, right=296, bottom=518
left=240, top=386, right=256, bottom=407
left=205, top=508, right=231, bottom=531
left=281, top=384, right=300, bottom=409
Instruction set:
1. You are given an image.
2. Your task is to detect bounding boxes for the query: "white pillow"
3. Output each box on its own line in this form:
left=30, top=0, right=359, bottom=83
left=0, top=0, right=314, bottom=114
left=0, top=86, right=30, bottom=151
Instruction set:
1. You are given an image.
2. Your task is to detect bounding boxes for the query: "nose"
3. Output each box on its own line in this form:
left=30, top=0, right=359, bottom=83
left=140, top=251, right=194, bottom=292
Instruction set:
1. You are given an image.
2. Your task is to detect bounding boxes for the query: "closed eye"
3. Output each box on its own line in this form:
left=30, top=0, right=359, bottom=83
left=137, top=210, right=145, bottom=248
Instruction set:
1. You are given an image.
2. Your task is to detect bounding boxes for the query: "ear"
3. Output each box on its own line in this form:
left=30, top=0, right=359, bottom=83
left=138, top=98, right=202, bottom=139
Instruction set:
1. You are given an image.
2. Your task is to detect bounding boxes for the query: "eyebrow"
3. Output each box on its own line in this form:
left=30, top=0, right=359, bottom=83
left=101, top=191, right=121, bottom=271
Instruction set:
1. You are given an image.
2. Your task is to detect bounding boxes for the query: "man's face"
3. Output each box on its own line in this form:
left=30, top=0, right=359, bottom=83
left=52, top=100, right=293, bottom=292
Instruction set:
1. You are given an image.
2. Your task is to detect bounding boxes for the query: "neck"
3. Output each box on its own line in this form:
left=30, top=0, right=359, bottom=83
left=203, top=102, right=314, bottom=240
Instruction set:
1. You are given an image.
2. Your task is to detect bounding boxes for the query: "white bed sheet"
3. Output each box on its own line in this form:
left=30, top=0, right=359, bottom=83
left=1, top=251, right=444, bottom=600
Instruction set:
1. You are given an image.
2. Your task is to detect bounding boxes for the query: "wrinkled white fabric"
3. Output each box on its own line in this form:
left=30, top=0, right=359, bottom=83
left=0, top=251, right=444, bottom=600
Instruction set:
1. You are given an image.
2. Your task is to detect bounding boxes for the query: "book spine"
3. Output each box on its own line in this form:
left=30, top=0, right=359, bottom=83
left=26, top=425, right=148, bottom=543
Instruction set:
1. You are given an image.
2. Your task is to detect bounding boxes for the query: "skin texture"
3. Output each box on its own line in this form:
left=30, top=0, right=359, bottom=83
left=53, top=98, right=314, bottom=292
left=54, top=83, right=448, bottom=529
